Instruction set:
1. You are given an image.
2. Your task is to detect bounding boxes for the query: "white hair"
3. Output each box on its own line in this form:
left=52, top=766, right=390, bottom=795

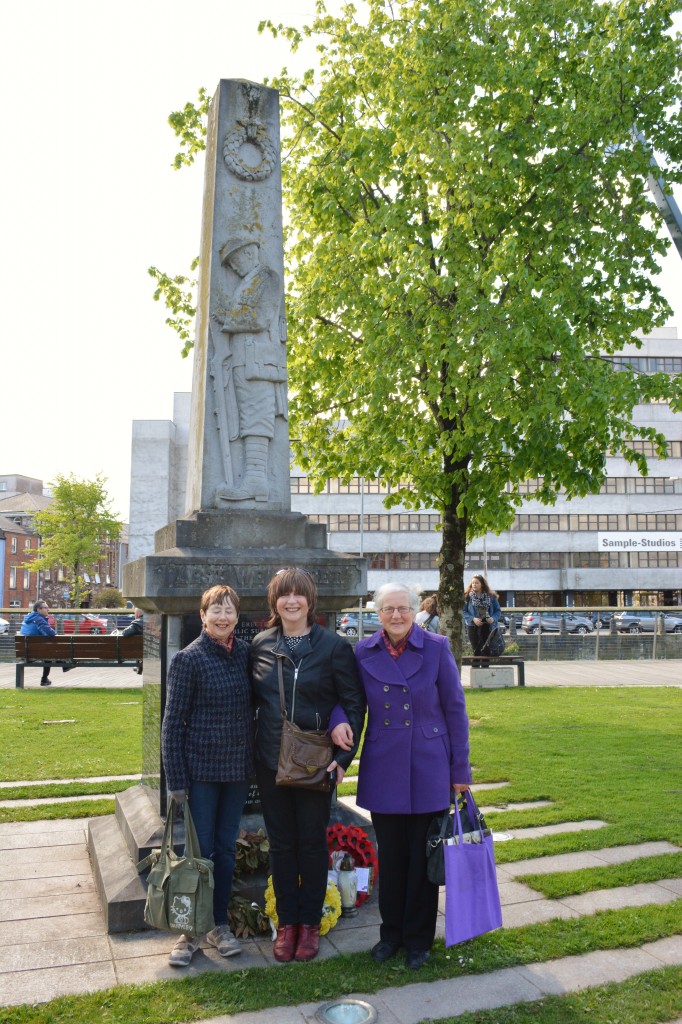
left=373, top=582, right=420, bottom=613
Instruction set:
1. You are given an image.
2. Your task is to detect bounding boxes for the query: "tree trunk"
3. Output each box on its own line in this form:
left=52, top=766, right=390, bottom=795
left=438, top=494, right=467, bottom=666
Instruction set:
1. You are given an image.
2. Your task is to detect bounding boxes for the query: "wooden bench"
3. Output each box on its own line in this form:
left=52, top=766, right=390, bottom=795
left=14, top=634, right=143, bottom=689
left=462, top=656, right=525, bottom=687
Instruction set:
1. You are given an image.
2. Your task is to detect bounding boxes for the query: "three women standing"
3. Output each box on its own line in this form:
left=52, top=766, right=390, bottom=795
left=250, top=568, right=366, bottom=962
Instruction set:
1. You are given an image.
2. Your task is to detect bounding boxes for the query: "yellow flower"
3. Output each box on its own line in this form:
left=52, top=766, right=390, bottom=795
left=264, top=876, right=341, bottom=936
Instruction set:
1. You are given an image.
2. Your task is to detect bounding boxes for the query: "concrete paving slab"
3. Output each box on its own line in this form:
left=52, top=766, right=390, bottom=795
left=0, top=817, right=91, bottom=835
left=0, top=961, right=117, bottom=1006
left=498, top=881, right=547, bottom=905
left=0, top=913, right=106, bottom=947
left=657, top=877, right=682, bottom=895
left=0, top=934, right=111, bottom=973
left=518, top=946, right=668, bottom=996
left=0, top=827, right=90, bottom=849
left=507, top=842, right=680, bottom=877
left=641, top=935, right=682, bottom=965
left=506, top=820, right=607, bottom=840
left=561, top=881, right=682, bottom=915
left=0, top=890, right=101, bottom=923
left=0, top=843, right=89, bottom=869
left=501, top=900, right=579, bottom=928
left=0, top=852, right=92, bottom=882
left=593, top=841, right=681, bottom=864
left=379, top=968, right=545, bottom=1021
left=0, top=872, right=94, bottom=901
left=480, top=801, right=554, bottom=813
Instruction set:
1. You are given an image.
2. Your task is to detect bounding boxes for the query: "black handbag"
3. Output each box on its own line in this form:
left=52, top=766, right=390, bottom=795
left=425, top=792, right=490, bottom=886
left=481, top=625, right=505, bottom=657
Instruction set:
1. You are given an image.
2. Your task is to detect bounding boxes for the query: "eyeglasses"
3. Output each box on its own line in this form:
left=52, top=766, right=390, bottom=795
left=275, top=567, right=314, bottom=578
left=379, top=606, right=412, bottom=615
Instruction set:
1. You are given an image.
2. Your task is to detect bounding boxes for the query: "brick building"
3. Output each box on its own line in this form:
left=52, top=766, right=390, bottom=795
left=0, top=476, right=128, bottom=608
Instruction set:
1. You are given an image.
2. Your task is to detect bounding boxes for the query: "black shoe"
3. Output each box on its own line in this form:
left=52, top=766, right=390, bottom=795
left=62, top=664, right=72, bottom=673
left=405, top=949, right=430, bottom=970
left=371, top=940, right=400, bottom=962
left=40, top=679, right=51, bottom=686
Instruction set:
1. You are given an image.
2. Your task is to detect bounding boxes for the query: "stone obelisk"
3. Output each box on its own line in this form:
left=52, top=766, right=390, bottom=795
left=90, top=81, right=365, bottom=932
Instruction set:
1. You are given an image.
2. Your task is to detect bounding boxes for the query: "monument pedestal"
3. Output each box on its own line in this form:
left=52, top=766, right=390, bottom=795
left=89, top=509, right=366, bottom=932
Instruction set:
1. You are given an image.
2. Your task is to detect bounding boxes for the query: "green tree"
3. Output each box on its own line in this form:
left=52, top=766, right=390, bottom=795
left=25, top=474, right=122, bottom=609
left=157, top=0, right=682, bottom=656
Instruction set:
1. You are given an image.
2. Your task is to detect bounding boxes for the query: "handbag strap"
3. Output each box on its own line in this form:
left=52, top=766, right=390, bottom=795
left=453, top=788, right=486, bottom=842
left=277, top=657, right=290, bottom=722
left=183, top=801, right=204, bottom=862
left=137, top=796, right=175, bottom=873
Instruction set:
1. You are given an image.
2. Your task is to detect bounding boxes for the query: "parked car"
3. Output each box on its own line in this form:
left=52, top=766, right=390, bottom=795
left=522, top=612, right=594, bottom=635
left=613, top=610, right=682, bottom=634
left=336, top=611, right=382, bottom=636
left=62, top=614, right=109, bottom=635
left=0, top=617, right=9, bottom=635
left=109, top=613, right=134, bottom=631
left=498, top=613, right=524, bottom=634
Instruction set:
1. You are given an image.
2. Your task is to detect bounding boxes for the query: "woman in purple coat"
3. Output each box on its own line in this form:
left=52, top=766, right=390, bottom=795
left=352, top=583, right=471, bottom=970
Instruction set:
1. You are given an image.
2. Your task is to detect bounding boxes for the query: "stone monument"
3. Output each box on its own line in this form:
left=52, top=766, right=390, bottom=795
left=88, top=79, right=366, bottom=932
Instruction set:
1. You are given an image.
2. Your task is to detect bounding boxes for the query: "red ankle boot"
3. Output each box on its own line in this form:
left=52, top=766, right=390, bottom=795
left=273, top=924, right=298, bottom=962
left=295, top=924, right=320, bottom=961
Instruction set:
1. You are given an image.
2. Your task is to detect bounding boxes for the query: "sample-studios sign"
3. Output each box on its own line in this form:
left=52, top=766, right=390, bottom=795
left=598, top=532, right=682, bottom=551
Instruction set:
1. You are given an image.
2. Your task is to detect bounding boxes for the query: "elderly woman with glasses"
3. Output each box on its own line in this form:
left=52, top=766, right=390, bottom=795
left=332, top=582, right=471, bottom=970
left=250, top=568, right=366, bottom=963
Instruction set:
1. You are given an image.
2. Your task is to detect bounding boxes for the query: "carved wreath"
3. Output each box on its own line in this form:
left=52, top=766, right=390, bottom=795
left=223, top=120, right=277, bottom=182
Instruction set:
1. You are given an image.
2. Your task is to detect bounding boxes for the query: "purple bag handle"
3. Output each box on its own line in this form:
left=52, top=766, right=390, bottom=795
left=453, top=788, right=486, bottom=843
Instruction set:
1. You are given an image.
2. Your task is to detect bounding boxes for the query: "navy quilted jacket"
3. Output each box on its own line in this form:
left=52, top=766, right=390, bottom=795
left=161, top=630, right=255, bottom=793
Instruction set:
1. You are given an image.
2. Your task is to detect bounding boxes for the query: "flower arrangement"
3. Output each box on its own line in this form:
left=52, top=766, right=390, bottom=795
left=326, top=823, right=379, bottom=906
left=264, top=876, right=342, bottom=936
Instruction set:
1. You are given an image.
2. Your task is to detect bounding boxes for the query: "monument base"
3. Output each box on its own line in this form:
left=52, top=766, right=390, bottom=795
left=469, top=667, right=516, bottom=688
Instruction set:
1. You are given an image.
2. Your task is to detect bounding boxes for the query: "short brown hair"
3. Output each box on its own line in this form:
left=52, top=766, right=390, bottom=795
left=200, top=585, right=240, bottom=615
left=266, top=568, right=317, bottom=627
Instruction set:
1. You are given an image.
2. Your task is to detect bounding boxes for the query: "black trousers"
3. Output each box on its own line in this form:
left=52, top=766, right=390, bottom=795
left=255, top=761, right=333, bottom=926
left=371, top=810, right=444, bottom=952
left=467, top=622, right=491, bottom=657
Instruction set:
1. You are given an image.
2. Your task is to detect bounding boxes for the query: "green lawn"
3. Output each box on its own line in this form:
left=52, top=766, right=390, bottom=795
left=0, top=685, right=680, bottom=1024
left=0, top=688, right=142, bottom=782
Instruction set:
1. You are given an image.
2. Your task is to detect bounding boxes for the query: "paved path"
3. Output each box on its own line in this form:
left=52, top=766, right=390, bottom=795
left=0, top=801, right=680, bottom=1014
left=1, top=659, right=680, bottom=690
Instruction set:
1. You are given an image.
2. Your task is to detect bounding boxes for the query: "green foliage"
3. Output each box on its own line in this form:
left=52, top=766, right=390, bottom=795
left=97, top=587, right=124, bottom=607
left=168, top=87, right=211, bottom=169
left=260, top=0, right=682, bottom=651
left=148, top=261, right=198, bottom=359
left=26, top=473, right=122, bottom=609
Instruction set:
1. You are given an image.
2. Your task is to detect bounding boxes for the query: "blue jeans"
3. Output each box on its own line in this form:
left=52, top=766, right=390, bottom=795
left=188, top=780, right=250, bottom=926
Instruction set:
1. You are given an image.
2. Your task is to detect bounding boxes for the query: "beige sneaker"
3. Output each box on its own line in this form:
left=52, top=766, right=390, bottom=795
left=168, top=933, right=201, bottom=967
left=206, top=924, right=242, bottom=958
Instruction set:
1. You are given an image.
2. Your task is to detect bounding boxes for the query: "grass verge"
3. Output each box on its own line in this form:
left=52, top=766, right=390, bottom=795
left=1, top=901, right=680, bottom=1024
left=432, top=965, right=682, bottom=1024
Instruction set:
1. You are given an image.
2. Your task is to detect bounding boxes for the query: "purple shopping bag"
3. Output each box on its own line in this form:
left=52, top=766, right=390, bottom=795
left=444, top=790, right=503, bottom=946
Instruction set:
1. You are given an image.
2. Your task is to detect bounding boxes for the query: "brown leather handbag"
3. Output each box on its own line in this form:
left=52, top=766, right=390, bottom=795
left=275, top=657, right=334, bottom=792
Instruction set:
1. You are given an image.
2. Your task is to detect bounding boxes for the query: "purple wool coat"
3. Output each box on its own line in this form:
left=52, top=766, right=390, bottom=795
left=353, top=626, right=471, bottom=815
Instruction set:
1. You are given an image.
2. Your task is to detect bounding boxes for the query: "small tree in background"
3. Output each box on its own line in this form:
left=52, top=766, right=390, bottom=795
left=97, top=587, right=124, bottom=608
left=25, top=474, right=122, bottom=609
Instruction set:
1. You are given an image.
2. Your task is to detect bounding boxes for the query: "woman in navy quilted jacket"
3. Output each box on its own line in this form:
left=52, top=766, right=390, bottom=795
left=161, top=584, right=254, bottom=968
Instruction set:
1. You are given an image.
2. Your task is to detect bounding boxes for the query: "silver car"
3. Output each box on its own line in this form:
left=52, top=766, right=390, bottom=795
left=0, top=617, right=8, bottom=635
left=614, top=610, right=682, bottom=634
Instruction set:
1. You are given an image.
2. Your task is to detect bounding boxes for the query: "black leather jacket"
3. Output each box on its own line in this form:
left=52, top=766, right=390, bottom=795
left=250, top=623, right=366, bottom=772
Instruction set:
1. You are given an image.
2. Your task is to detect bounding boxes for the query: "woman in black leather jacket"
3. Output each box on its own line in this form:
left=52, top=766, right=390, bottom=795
left=250, top=568, right=365, bottom=963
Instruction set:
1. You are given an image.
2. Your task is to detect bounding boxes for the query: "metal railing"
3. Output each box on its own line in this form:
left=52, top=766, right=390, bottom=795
left=0, top=609, right=133, bottom=662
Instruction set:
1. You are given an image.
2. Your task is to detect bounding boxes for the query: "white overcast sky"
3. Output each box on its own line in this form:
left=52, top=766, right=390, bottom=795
left=2, top=1, right=681, bottom=520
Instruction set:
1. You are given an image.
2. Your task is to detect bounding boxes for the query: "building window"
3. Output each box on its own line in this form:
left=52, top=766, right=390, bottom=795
left=23, top=570, right=30, bottom=588
left=630, top=551, right=682, bottom=567
left=11, top=537, right=17, bottom=553
left=9, top=567, right=16, bottom=589
left=44, top=569, right=51, bottom=580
